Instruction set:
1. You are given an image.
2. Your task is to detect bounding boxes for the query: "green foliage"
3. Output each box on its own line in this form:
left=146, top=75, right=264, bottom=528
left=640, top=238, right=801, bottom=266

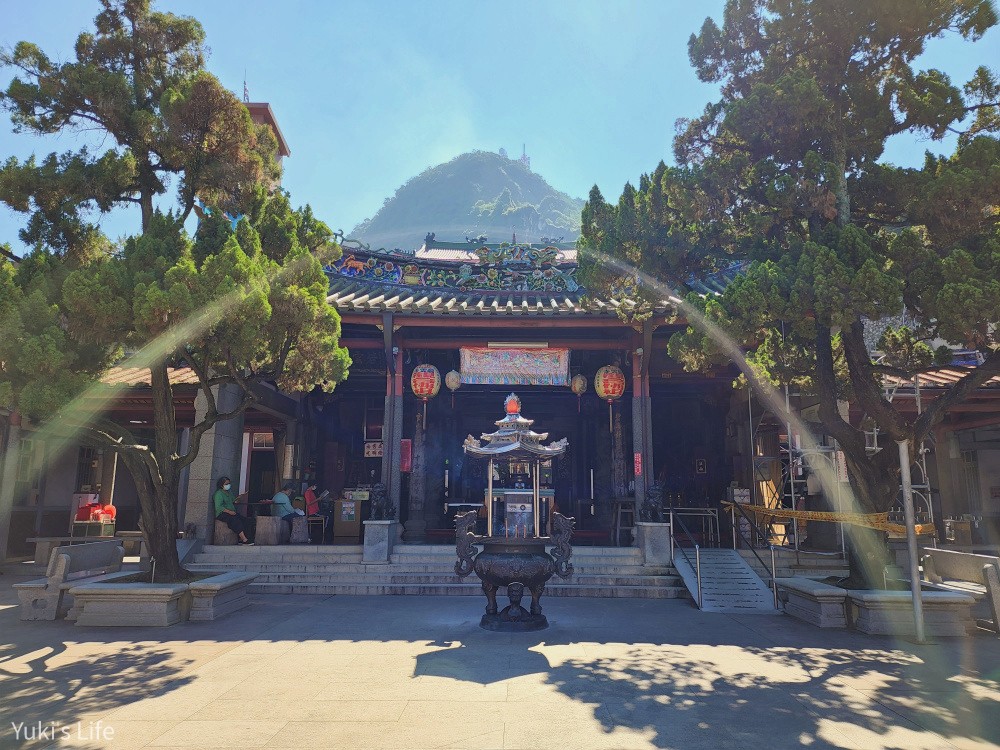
left=581, top=0, right=1000, bottom=524
left=0, top=0, right=349, bottom=580
left=0, top=0, right=278, bottom=250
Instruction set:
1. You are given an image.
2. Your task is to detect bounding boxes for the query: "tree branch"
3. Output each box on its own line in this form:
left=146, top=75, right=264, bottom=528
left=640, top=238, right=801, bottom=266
left=914, top=349, right=1000, bottom=442
left=841, top=320, right=911, bottom=441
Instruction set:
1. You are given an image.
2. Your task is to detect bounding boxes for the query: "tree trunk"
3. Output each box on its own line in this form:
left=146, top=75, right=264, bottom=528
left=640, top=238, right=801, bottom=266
left=839, top=449, right=897, bottom=589
left=144, top=480, right=184, bottom=581
left=119, top=450, right=186, bottom=581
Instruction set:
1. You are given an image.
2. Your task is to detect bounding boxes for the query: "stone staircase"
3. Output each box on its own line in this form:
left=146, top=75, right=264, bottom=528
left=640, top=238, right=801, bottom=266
left=738, top=547, right=849, bottom=581
left=672, top=547, right=779, bottom=613
left=187, top=544, right=689, bottom=599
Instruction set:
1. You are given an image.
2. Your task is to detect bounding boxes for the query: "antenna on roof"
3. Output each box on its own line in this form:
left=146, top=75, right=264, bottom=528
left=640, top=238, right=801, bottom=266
left=243, top=70, right=249, bottom=103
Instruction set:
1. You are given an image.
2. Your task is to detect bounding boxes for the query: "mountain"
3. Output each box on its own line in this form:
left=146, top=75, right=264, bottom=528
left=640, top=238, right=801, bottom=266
left=350, top=151, right=584, bottom=250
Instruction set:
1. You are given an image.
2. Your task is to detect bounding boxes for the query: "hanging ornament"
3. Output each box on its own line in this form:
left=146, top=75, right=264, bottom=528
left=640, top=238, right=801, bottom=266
left=445, top=370, right=461, bottom=408
left=410, top=364, right=441, bottom=426
left=570, top=374, right=588, bottom=413
left=594, top=365, right=625, bottom=432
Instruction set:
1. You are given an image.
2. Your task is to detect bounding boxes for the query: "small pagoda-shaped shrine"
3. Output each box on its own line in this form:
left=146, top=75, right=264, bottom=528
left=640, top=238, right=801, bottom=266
left=463, top=393, right=568, bottom=538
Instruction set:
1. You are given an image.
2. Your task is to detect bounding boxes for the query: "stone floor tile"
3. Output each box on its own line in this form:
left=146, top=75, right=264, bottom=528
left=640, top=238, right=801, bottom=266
left=146, top=719, right=286, bottom=747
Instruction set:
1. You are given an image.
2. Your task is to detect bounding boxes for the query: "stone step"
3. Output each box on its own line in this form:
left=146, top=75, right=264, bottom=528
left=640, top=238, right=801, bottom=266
left=230, top=571, right=683, bottom=587
left=247, top=581, right=689, bottom=598
left=188, top=560, right=676, bottom=577
left=391, top=546, right=644, bottom=560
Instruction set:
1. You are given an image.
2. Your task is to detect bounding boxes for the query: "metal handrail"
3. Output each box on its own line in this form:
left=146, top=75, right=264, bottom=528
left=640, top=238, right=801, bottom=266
left=729, top=501, right=780, bottom=609
left=670, top=509, right=703, bottom=609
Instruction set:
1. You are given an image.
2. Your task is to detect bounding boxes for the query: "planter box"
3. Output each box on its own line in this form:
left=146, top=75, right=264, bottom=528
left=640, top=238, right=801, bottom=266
left=189, top=572, right=257, bottom=621
left=363, top=520, right=395, bottom=563
left=635, top=522, right=672, bottom=567
left=69, top=571, right=258, bottom=627
left=70, top=582, right=191, bottom=627
left=777, top=577, right=848, bottom=628
left=848, top=589, right=977, bottom=637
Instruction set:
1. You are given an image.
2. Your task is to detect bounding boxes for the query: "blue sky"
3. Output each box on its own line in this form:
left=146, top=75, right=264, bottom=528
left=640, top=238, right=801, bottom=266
left=0, top=0, right=997, bottom=251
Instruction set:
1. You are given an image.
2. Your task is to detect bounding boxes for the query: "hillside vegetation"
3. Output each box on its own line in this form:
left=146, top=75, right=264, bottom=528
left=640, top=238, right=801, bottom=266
left=351, top=151, right=583, bottom=250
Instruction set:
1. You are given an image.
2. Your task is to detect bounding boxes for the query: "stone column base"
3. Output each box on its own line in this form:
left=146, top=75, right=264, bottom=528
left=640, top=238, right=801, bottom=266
left=635, top=522, right=672, bottom=567
left=363, top=520, right=395, bottom=563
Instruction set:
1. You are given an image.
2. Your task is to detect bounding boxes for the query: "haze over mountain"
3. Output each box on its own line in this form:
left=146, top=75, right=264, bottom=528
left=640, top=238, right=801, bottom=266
left=350, top=151, right=584, bottom=251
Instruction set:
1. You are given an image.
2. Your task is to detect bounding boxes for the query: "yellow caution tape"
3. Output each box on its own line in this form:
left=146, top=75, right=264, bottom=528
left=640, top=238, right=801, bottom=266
left=723, top=501, right=936, bottom=537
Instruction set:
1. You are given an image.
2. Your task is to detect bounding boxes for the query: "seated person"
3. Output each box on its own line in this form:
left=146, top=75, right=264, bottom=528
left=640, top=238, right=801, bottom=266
left=305, top=484, right=320, bottom=516
left=214, top=476, right=253, bottom=545
left=272, top=482, right=304, bottom=528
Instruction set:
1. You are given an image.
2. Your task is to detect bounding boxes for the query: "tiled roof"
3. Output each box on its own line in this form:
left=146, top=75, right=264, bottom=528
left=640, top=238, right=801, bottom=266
left=884, top=368, right=1000, bottom=390
left=100, top=367, right=200, bottom=387
left=327, top=276, right=665, bottom=317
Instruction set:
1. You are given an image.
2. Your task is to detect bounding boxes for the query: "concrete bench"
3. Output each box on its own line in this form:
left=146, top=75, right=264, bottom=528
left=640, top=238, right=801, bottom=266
left=922, top=548, right=1000, bottom=631
left=26, top=536, right=116, bottom=565
left=189, top=572, right=258, bottom=621
left=213, top=520, right=239, bottom=546
left=14, top=540, right=126, bottom=621
left=255, top=516, right=289, bottom=545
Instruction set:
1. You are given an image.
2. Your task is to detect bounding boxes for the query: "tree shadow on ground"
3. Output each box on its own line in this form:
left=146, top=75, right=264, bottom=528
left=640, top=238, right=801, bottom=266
left=544, top=641, right=1000, bottom=749
left=410, top=614, right=1000, bottom=750
left=0, top=640, right=195, bottom=733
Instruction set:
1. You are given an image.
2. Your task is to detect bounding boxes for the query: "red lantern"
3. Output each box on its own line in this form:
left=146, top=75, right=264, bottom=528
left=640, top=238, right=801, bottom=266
left=570, top=374, right=587, bottom=413
left=410, top=364, right=441, bottom=425
left=595, top=365, right=625, bottom=432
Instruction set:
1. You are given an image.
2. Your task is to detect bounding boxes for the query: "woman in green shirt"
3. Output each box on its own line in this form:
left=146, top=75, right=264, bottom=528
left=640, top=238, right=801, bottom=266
left=214, top=476, right=253, bottom=545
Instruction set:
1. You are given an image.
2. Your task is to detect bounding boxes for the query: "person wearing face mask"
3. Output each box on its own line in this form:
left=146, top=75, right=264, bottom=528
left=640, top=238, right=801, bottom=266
left=214, top=476, right=253, bottom=545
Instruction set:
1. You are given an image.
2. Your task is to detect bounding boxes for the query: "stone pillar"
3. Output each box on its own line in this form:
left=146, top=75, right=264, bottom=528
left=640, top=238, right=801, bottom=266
left=631, top=351, right=646, bottom=508
left=612, top=409, right=627, bottom=498
left=176, top=428, right=191, bottom=526
left=0, top=412, right=22, bottom=561
left=184, top=385, right=246, bottom=542
left=404, top=412, right=427, bottom=541
left=385, top=349, right=404, bottom=518
left=98, top=450, right=118, bottom=505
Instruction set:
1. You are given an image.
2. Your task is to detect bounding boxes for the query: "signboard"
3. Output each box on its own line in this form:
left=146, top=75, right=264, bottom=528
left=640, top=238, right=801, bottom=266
left=364, top=441, right=383, bottom=458
left=633, top=452, right=642, bottom=477
left=504, top=501, right=534, bottom=537
left=695, top=458, right=707, bottom=475
left=340, top=501, right=356, bottom=522
left=835, top=451, right=849, bottom=482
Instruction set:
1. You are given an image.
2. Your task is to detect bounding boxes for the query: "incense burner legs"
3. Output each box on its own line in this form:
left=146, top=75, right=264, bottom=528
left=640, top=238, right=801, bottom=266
left=455, top=511, right=574, bottom=632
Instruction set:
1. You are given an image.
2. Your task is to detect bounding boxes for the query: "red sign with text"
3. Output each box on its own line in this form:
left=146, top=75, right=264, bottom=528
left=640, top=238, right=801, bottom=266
left=634, top=452, right=642, bottom=477
left=400, top=439, right=412, bottom=473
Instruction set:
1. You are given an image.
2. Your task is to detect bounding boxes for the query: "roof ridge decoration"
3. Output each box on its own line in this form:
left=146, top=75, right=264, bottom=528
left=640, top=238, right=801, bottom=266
left=328, top=242, right=581, bottom=293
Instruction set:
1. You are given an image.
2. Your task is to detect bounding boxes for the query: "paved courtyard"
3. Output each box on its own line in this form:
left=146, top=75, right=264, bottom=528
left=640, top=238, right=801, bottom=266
left=1, top=575, right=999, bottom=750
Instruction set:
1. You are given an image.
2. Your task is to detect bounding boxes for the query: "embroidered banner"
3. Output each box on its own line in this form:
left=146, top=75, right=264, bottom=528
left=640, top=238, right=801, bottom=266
left=460, top=347, right=570, bottom=386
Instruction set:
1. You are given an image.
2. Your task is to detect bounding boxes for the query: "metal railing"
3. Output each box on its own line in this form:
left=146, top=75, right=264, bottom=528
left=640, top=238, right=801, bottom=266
left=670, top=509, right=703, bottom=609
left=729, top=502, right=780, bottom=609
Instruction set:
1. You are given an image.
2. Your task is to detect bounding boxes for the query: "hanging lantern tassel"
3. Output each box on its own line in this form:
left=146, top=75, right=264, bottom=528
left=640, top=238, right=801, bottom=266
left=445, top=370, right=461, bottom=410
left=594, top=365, right=625, bottom=434
left=410, top=364, right=441, bottom=431
left=570, top=374, right=588, bottom=414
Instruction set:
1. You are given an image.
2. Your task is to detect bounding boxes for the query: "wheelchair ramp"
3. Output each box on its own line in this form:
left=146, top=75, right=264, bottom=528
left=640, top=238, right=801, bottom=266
left=673, top=548, right=778, bottom=613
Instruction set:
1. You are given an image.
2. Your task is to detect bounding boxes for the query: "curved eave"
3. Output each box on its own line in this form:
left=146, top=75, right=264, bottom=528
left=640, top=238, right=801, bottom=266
left=327, top=277, right=674, bottom=319
left=464, top=442, right=569, bottom=459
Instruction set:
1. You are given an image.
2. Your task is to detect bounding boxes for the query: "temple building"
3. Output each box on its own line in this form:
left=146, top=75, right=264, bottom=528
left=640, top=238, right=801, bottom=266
left=3, top=100, right=1000, bottom=567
